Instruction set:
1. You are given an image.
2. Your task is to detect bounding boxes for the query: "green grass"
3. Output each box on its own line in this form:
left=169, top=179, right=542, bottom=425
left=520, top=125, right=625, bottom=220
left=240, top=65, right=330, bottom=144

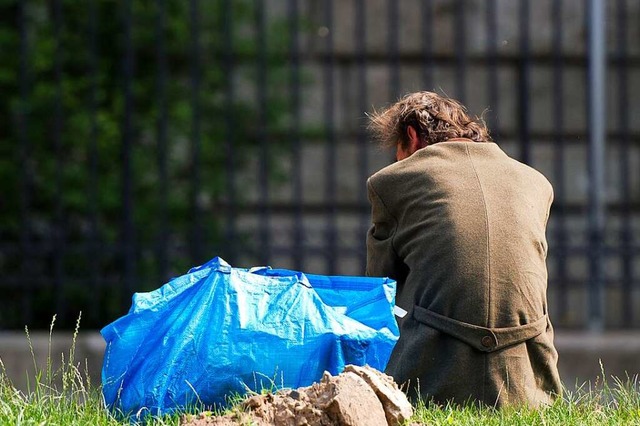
left=0, top=315, right=118, bottom=425
left=1, top=317, right=639, bottom=425
left=411, top=379, right=640, bottom=425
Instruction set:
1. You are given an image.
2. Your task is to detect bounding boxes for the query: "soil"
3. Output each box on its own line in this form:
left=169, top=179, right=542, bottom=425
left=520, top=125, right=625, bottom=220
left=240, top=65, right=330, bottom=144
left=180, top=365, right=413, bottom=426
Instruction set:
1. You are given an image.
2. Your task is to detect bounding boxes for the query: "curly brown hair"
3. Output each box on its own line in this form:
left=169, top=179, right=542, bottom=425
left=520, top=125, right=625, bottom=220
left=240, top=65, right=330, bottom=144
left=367, top=91, right=492, bottom=149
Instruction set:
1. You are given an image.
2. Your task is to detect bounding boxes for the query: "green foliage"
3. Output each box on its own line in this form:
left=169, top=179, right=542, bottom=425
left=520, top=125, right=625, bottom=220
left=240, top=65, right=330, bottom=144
left=0, top=0, right=296, bottom=329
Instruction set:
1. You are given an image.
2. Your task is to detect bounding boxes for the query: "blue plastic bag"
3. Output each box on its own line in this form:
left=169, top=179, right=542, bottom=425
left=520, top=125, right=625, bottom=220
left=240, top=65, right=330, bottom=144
left=101, top=257, right=399, bottom=417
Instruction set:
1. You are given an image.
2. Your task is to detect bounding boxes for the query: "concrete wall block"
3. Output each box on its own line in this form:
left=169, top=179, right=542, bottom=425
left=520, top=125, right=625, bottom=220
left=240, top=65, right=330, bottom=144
left=604, top=144, right=640, bottom=203
left=497, top=141, right=592, bottom=204
left=3, top=330, right=640, bottom=395
left=610, top=68, right=640, bottom=133
left=295, top=0, right=640, bottom=141
left=294, top=143, right=363, bottom=203
left=548, top=286, right=589, bottom=327
left=548, top=278, right=640, bottom=328
left=489, top=0, right=587, bottom=56
left=302, top=62, right=603, bottom=138
left=277, top=140, right=391, bottom=204
left=301, top=0, right=613, bottom=57
left=547, top=215, right=590, bottom=248
left=555, top=330, right=640, bottom=388
left=0, top=332, right=105, bottom=393
left=245, top=50, right=640, bottom=141
left=510, top=141, right=639, bottom=207
left=293, top=61, right=640, bottom=142
left=306, top=62, right=505, bottom=135
left=235, top=211, right=369, bottom=273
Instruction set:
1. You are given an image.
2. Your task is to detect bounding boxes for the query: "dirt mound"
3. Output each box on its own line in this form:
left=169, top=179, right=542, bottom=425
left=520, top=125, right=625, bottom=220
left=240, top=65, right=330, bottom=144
left=180, top=365, right=413, bottom=426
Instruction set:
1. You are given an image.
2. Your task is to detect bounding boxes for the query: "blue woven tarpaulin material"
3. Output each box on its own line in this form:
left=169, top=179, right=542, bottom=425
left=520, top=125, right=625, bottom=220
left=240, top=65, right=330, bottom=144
left=101, top=257, right=399, bottom=417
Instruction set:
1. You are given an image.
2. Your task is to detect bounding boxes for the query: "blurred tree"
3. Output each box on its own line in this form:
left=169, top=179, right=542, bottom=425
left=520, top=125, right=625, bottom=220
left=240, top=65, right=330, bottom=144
left=0, top=0, right=295, bottom=329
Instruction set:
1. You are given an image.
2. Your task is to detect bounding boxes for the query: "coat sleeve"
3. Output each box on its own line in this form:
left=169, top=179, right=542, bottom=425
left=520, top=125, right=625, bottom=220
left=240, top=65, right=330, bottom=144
left=366, top=178, right=400, bottom=279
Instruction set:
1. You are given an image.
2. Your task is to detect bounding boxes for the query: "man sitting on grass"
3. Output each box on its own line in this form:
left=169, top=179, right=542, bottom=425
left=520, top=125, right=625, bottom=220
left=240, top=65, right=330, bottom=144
left=366, top=91, right=562, bottom=407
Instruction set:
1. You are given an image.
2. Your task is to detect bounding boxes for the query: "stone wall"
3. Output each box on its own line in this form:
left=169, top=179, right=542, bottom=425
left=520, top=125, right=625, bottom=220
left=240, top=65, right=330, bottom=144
left=1, top=331, right=638, bottom=396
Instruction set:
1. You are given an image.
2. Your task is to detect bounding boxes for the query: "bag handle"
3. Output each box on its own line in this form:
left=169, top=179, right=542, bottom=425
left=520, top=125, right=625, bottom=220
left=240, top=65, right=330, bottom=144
left=188, top=256, right=232, bottom=274
left=249, top=266, right=312, bottom=288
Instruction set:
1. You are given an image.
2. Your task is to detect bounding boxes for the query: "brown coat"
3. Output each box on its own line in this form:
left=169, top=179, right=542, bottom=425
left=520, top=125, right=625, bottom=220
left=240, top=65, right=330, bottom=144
left=366, top=140, right=562, bottom=407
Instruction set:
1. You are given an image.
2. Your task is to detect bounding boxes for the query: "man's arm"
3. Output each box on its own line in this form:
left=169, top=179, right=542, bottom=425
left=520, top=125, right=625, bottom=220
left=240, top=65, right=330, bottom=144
left=365, top=178, right=400, bottom=279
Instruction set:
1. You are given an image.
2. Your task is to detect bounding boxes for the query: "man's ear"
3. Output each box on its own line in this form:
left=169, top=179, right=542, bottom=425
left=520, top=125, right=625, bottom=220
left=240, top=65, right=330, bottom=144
left=406, top=125, right=422, bottom=155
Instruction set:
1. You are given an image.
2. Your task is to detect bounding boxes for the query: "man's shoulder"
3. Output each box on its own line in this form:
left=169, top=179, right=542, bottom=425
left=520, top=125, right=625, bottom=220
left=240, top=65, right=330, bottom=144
left=368, top=160, right=403, bottom=184
left=471, top=143, right=554, bottom=201
left=367, top=142, right=470, bottom=194
left=464, top=142, right=552, bottom=182
left=496, top=148, right=554, bottom=194
left=368, top=141, right=553, bottom=194
left=366, top=161, right=414, bottom=209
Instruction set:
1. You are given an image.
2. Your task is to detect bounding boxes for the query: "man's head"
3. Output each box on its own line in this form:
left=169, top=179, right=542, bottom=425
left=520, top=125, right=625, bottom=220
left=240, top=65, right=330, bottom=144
left=367, top=91, right=492, bottom=160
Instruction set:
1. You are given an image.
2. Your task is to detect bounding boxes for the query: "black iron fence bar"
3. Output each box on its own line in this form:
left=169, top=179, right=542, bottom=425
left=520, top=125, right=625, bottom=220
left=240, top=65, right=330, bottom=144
left=155, top=0, right=169, bottom=282
left=7, top=273, right=639, bottom=291
left=121, top=0, right=136, bottom=306
left=223, top=0, right=237, bottom=265
left=3, top=239, right=640, bottom=267
left=88, top=0, right=102, bottom=325
left=235, top=245, right=640, bottom=263
left=323, top=0, right=337, bottom=274
left=189, top=0, right=203, bottom=265
left=265, top=247, right=640, bottom=258
left=422, top=0, right=433, bottom=90
left=518, top=0, right=531, bottom=165
left=486, top=0, right=499, bottom=136
left=616, top=0, right=633, bottom=325
left=4, top=0, right=640, bottom=330
left=18, top=0, right=33, bottom=326
left=268, top=245, right=640, bottom=262
left=388, top=0, right=400, bottom=98
left=454, top=0, right=466, bottom=103
left=306, top=52, right=640, bottom=68
left=266, top=129, right=640, bottom=144
left=53, top=0, right=65, bottom=322
left=552, top=0, right=569, bottom=319
left=167, top=114, right=640, bottom=152
left=209, top=200, right=640, bottom=215
left=587, top=0, right=607, bottom=331
left=288, top=0, right=304, bottom=271
left=355, top=0, right=368, bottom=271
left=1, top=276, right=126, bottom=289
left=4, top=234, right=638, bottom=259
left=256, top=0, right=270, bottom=266
left=241, top=127, right=640, bottom=146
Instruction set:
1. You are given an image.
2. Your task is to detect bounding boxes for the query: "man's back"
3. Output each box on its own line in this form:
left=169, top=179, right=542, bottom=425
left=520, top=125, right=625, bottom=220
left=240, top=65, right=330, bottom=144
left=366, top=141, right=562, bottom=407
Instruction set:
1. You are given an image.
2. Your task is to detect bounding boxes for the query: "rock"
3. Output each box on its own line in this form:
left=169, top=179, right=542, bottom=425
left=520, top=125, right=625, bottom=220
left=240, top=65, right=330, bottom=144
left=344, top=364, right=414, bottom=426
left=313, top=371, right=387, bottom=426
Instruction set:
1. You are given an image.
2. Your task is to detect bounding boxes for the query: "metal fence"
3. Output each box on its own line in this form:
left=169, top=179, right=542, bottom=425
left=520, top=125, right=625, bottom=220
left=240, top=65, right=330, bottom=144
left=1, top=0, right=639, bottom=330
